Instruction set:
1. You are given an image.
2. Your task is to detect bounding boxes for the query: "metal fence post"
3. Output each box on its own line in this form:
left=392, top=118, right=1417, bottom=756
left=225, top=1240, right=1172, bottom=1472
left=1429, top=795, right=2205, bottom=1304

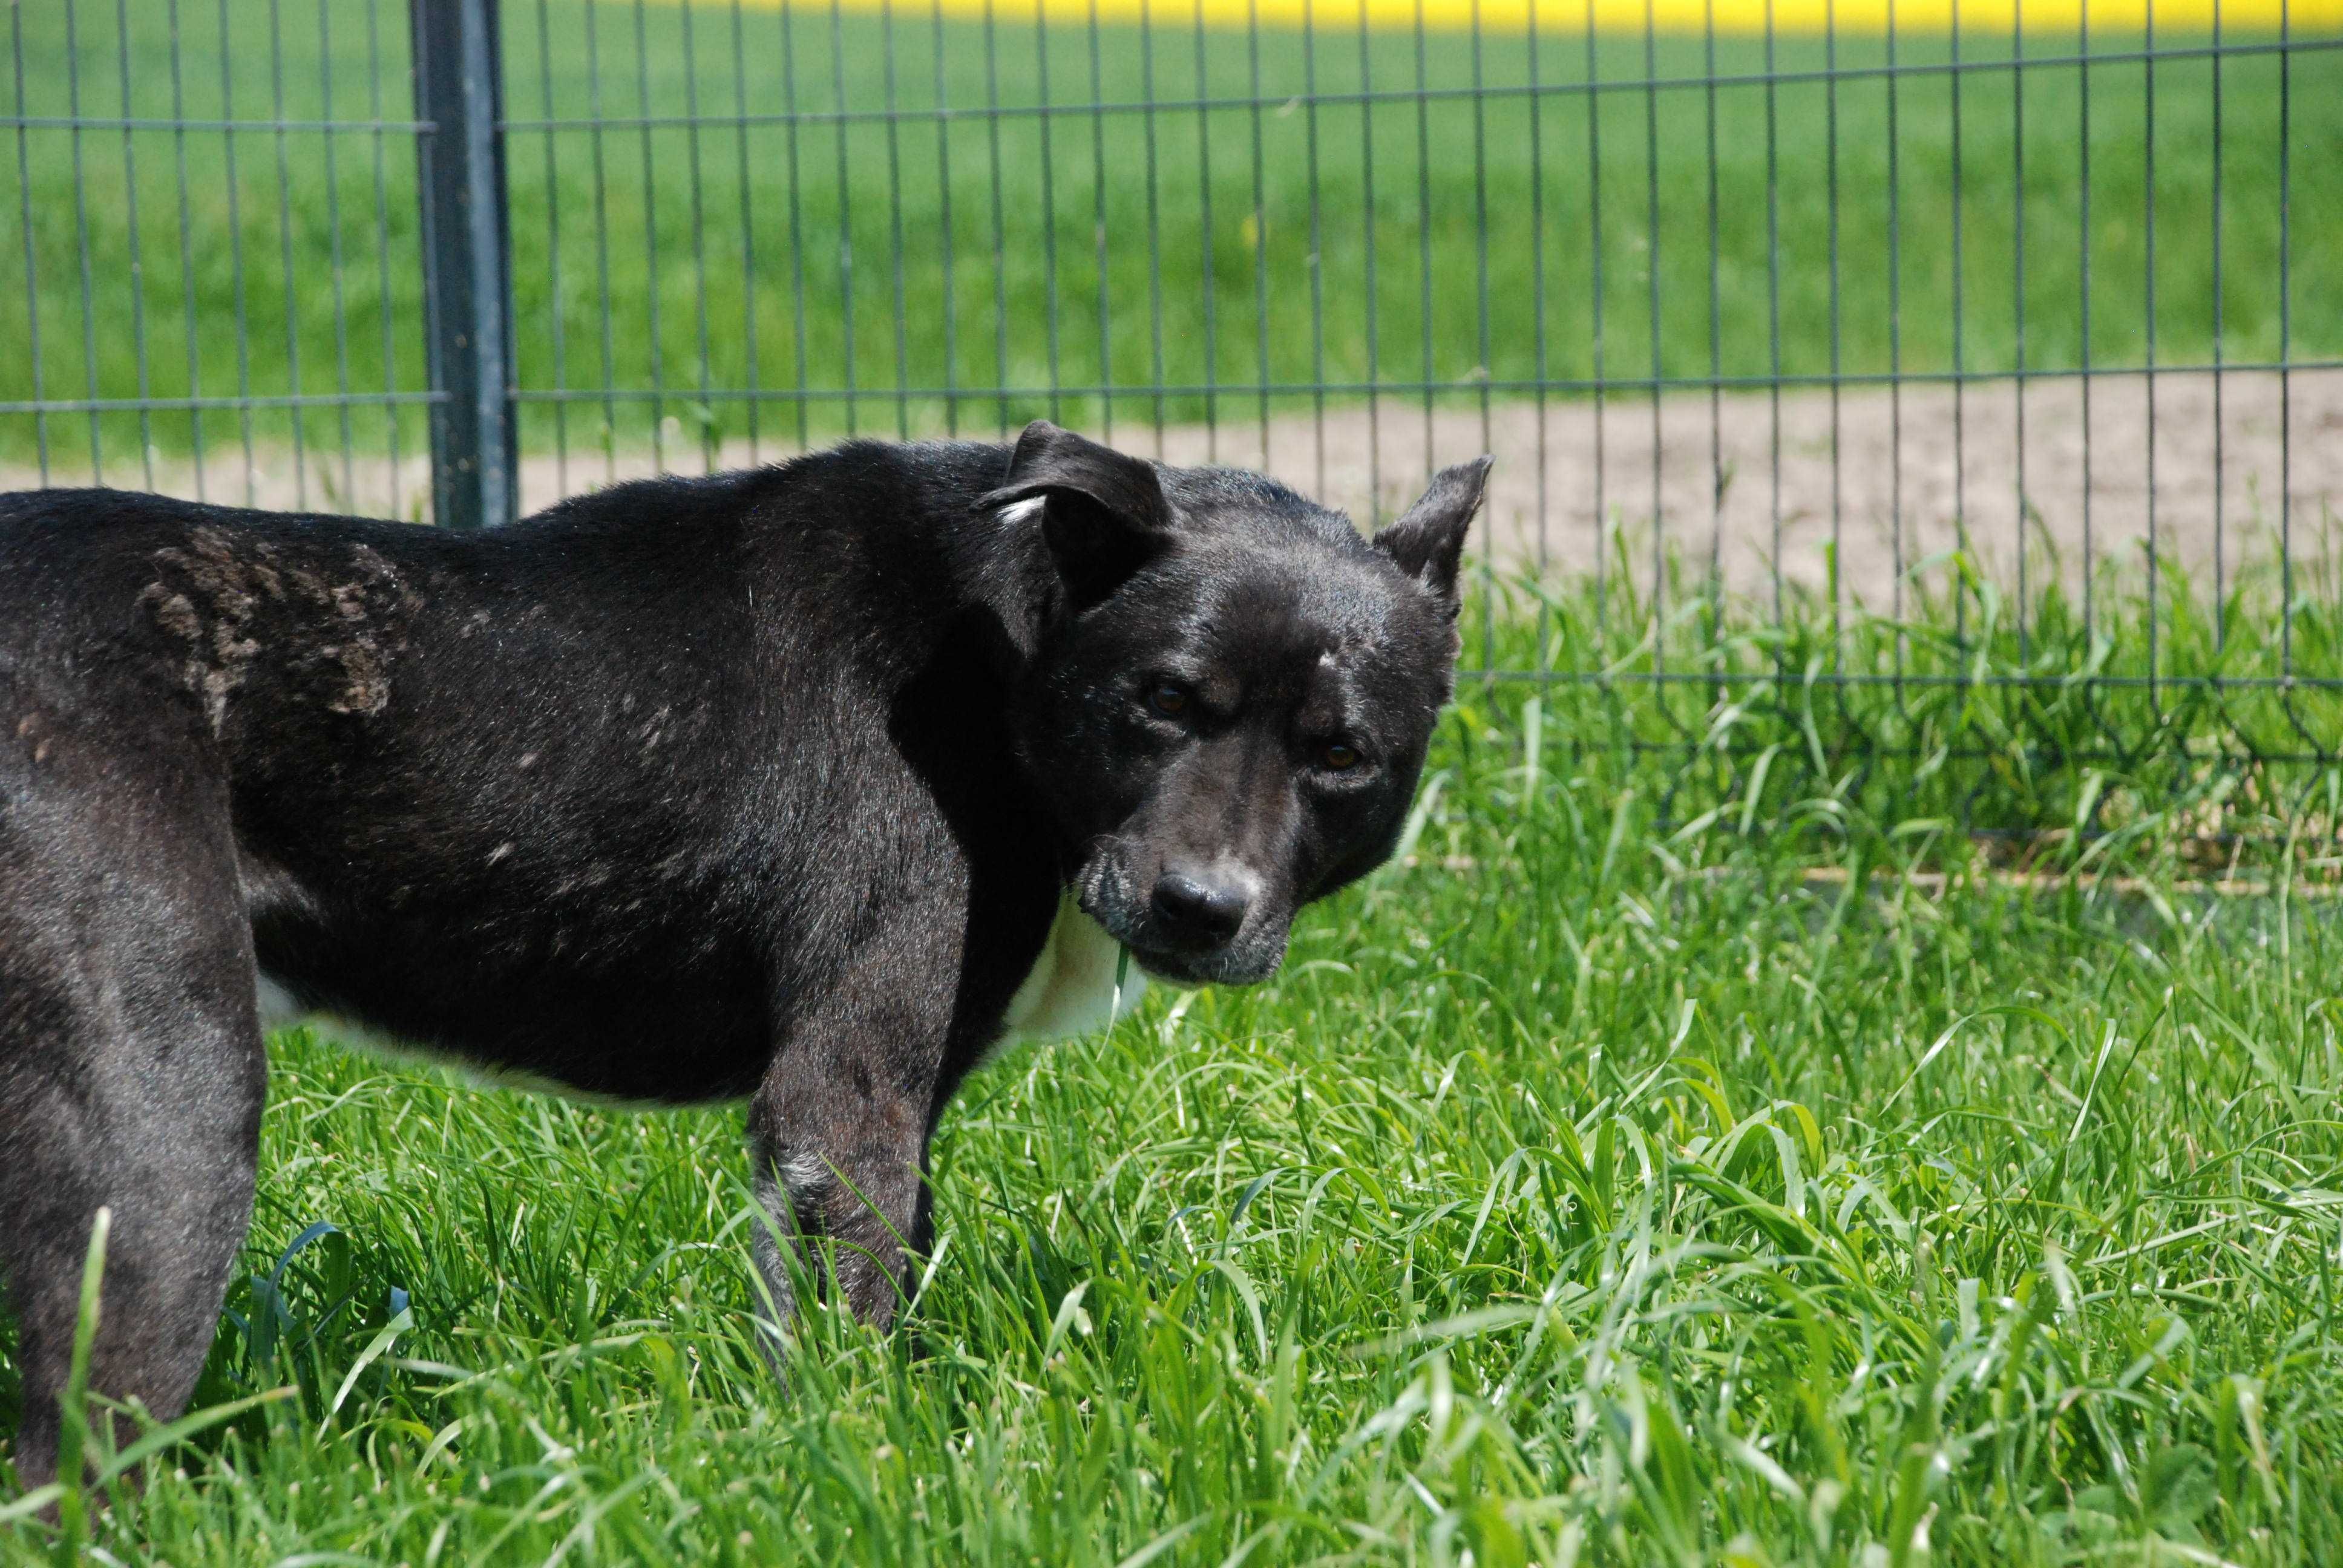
left=410, top=0, right=514, bottom=530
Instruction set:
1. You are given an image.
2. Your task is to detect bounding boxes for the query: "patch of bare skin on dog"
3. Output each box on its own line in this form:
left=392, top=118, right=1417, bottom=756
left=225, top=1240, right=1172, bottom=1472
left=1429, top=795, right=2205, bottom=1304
left=138, top=528, right=264, bottom=735
left=139, top=529, right=420, bottom=727
left=11, top=707, right=53, bottom=766
left=311, top=544, right=413, bottom=716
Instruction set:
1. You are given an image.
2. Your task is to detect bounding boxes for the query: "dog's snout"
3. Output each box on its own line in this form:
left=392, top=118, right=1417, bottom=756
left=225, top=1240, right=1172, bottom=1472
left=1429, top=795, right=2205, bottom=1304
left=1152, top=871, right=1250, bottom=943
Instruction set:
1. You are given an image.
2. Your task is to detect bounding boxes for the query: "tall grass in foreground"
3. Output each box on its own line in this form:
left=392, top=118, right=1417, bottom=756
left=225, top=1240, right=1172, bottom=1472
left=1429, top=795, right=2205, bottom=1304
left=4, top=580, right=2342, bottom=1564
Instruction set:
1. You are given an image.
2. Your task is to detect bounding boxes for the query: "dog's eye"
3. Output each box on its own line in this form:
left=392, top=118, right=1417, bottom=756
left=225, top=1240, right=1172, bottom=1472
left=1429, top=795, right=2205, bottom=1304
left=1147, top=683, right=1191, bottom=718
left=1319, top=742, right=1362, bottom=771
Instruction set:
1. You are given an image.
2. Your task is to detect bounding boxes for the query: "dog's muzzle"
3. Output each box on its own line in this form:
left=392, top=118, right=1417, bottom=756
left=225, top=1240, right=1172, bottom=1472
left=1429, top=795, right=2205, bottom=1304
left=1077, top=849, right=1288, bottom=985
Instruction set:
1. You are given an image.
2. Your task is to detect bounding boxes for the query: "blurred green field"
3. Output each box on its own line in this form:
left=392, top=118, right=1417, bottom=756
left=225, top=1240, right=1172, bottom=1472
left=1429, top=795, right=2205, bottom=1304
left=4, top=0, right=2340, bottom=479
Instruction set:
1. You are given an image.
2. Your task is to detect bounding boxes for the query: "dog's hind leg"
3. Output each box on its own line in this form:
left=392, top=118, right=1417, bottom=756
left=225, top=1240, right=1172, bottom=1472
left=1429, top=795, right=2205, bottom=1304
left=0, top=728, right=264, bottom=1491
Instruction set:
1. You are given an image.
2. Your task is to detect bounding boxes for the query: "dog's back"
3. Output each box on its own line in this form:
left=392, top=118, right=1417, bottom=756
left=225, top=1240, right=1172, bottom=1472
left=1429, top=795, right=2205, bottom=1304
left=0, top=477, right=902, bottom=1100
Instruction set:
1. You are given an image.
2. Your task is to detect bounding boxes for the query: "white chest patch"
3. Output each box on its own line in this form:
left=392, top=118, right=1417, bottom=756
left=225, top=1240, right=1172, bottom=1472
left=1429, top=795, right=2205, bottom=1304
left=995, top=893, right=1146, bottom=1051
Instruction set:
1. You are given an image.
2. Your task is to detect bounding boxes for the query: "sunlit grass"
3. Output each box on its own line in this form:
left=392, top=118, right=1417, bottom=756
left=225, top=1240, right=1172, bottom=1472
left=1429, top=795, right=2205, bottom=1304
left=1458, top=515, right=2343, bottom=851
left=5, top=572, right=2342, bottom=1563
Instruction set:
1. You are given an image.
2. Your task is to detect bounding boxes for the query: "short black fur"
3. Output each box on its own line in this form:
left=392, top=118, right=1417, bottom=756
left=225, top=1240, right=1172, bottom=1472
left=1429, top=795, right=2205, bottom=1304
left=0, top=423, right=1486, bottom=1488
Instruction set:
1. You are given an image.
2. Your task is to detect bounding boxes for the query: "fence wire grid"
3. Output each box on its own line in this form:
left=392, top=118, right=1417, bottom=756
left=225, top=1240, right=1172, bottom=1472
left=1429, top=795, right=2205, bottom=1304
left=8, top=0, right=2343, bottom=841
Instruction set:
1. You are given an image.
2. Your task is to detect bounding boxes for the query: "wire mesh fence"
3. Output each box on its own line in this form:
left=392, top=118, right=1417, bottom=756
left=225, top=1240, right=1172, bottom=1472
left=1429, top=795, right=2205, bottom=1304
left=7, top=0, right=2343, bottom=840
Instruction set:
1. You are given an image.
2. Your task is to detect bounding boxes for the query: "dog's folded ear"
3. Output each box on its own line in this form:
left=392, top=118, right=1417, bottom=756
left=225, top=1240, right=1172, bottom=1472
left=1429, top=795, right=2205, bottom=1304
left=1372, top=456, right=1493, bottom=618
left=978, top=420, right=1173, bottom=612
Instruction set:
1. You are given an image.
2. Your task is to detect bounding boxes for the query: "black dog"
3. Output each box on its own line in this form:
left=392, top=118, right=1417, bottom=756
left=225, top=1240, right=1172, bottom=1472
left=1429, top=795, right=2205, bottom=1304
left=0, top=422, right=1486, bottom=1486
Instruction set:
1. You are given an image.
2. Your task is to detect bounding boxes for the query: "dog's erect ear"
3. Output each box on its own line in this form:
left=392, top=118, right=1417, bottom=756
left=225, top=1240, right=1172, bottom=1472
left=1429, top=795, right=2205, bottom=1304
left=1373, top=456, right=1492, bottom=616
left=977, top=420, right=1173, bottom=611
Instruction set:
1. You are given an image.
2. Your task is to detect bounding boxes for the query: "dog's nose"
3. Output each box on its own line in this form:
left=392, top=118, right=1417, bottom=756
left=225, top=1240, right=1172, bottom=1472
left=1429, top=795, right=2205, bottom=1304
left=1152, top=871, right=1250, bottom=943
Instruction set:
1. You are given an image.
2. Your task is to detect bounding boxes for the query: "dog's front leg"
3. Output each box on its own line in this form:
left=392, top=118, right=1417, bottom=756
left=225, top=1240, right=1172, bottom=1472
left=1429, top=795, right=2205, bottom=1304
left=744, top=927, right=955, bottom=1340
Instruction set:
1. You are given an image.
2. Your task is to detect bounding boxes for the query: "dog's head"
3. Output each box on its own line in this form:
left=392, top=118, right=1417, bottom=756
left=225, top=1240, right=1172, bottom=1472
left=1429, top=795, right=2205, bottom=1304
left=986, top=421, right=1489, bottom=986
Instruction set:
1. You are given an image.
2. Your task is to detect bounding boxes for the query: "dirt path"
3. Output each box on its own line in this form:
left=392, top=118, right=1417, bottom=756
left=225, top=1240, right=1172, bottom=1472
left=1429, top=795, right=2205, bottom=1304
left=1149, top=368, right=2343, bottom=612
left=13, top=367, right=2340, bottom=614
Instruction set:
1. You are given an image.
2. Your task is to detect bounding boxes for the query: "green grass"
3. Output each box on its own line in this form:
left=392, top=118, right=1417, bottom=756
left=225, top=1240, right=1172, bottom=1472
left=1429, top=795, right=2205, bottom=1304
left=5, top=576, right=2343, bottom=1564
left=5, top=0, right=2342, bottom=477
left=9, top=10, right=2343, bottom=1553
